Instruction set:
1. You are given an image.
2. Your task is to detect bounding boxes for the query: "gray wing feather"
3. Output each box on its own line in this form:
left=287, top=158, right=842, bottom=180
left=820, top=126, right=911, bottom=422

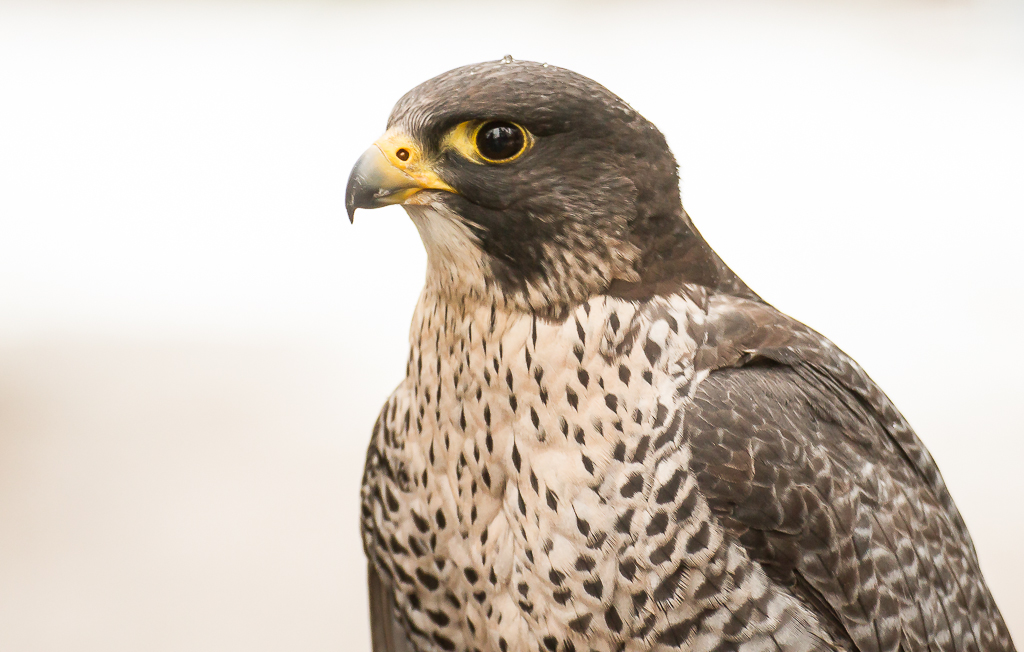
left=369, top=563, right=416, bottom=652
left=685, top=294, right=1015, bottom=652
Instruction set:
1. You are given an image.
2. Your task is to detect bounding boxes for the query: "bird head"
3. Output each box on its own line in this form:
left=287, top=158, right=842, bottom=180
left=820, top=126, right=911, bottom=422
left=347, top=59, right=740, bottom=318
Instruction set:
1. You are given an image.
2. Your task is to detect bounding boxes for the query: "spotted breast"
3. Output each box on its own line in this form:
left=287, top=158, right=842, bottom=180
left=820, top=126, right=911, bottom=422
left=361, top=284, right=834, bottom=652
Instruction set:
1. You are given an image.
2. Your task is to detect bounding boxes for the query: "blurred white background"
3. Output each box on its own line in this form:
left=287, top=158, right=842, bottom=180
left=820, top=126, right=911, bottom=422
left=1, top=1, right=1021, bottom=649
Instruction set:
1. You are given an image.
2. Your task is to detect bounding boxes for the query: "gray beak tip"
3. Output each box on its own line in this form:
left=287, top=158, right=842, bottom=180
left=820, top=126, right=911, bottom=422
left=345, top=148, right=379, bottom=224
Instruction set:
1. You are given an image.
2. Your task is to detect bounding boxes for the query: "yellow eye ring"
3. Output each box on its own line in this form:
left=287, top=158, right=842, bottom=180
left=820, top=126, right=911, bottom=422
left=445, top=120, right=532, bottom=164
left=473, top=121, right=528, bottom=162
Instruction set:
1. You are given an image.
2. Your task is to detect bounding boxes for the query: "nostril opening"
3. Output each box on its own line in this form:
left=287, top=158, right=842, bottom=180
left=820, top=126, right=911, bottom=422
left=396, top=148, right=410, bottom=162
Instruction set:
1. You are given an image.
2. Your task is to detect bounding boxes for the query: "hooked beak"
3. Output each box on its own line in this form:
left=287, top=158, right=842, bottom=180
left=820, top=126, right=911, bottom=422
left=345, top=131, right=455, bottom=223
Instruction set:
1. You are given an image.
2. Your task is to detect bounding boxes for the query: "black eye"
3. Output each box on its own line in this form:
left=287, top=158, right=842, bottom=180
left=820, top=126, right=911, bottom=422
left=475, top=121, right=526, bottom=162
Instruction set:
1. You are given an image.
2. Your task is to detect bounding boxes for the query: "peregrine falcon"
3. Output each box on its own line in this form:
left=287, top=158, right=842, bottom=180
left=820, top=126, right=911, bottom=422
left=345, top=59, right=1015, bottom=652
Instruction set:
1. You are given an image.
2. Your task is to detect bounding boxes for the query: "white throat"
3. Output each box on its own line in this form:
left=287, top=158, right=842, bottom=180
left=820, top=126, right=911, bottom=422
left=404, top=201, right=492, bottom=307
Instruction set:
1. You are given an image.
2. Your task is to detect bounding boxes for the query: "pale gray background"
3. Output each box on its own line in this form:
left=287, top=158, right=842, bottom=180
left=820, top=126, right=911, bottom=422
left=1, top=1, right=1021, bottom=650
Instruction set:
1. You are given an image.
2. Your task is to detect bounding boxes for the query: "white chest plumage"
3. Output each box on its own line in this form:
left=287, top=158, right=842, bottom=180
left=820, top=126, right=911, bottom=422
left=362, top=287, right=826, bottom=652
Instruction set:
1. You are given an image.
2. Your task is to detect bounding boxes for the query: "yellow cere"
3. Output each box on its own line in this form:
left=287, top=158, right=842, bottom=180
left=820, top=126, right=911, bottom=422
left=371, top=129, right=456, bottom=196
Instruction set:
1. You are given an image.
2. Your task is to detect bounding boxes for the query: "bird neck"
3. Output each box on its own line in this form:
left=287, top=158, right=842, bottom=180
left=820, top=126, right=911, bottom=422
left=611, top=207, right=760, bottom=303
